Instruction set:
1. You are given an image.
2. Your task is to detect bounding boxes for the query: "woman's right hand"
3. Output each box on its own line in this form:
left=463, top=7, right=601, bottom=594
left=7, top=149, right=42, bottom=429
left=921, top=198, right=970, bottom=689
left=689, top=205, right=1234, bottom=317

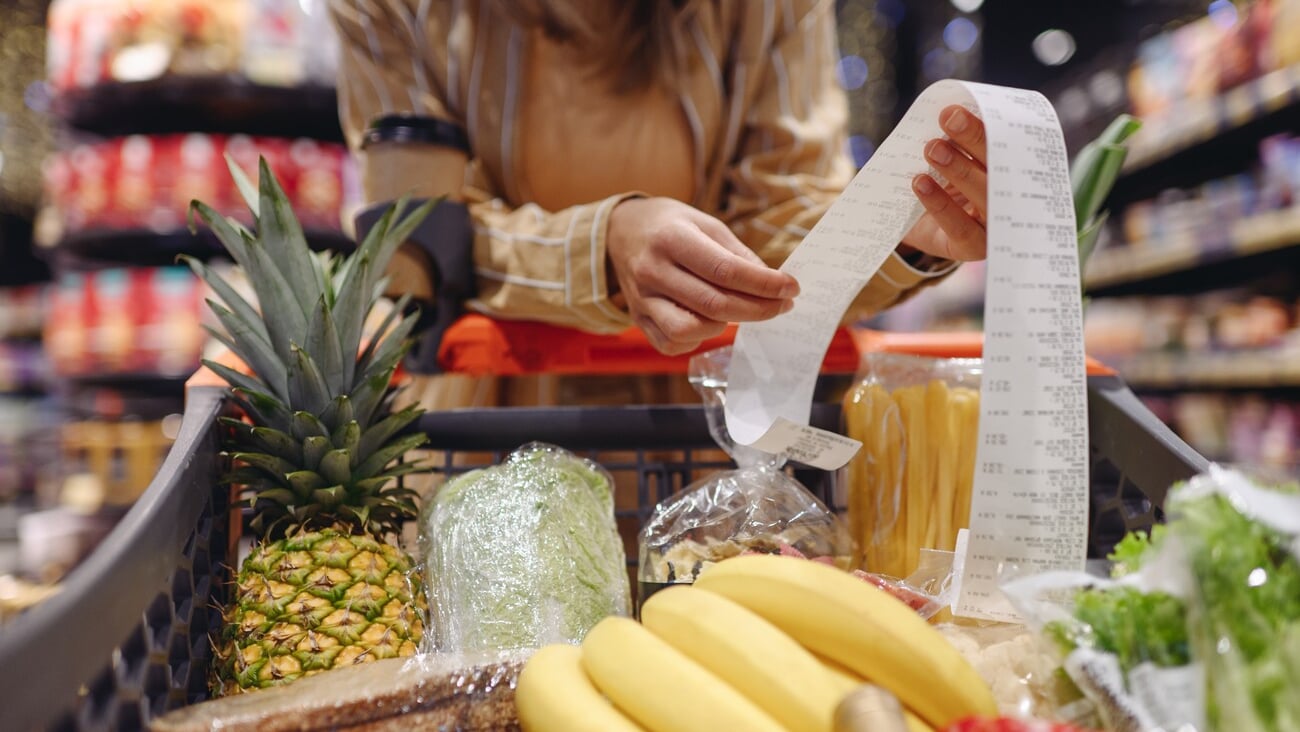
left=606, top=197, right=800, bottom=355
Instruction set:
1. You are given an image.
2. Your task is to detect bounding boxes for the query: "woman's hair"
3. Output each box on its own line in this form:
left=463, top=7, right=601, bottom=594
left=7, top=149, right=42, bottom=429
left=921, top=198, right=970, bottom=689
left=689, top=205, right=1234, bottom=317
left=499, top=0, right=689, bottom=93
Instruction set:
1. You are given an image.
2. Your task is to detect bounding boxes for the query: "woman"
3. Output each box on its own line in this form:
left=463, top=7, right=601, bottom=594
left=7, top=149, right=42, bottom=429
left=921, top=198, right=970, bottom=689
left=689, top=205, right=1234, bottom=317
left=327, top=0, right=988, bottom=406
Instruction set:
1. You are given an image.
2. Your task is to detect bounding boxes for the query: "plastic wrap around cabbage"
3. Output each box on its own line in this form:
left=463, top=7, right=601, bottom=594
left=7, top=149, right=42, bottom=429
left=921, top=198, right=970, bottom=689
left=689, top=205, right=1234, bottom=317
left=420, top=443, right=630, bottom=653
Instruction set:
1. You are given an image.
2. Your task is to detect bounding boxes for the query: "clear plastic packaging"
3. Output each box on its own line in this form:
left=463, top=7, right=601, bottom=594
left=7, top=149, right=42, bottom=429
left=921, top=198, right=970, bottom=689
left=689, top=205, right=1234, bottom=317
left=842, top=352, right=982, bottom=579
left=1004, top=465, right=1300, bottom=732
left=419, top=443, right=631, bottom=653
left=150, top=651, right=526, bottom=732
left=636, top=347, right=854, bottom=607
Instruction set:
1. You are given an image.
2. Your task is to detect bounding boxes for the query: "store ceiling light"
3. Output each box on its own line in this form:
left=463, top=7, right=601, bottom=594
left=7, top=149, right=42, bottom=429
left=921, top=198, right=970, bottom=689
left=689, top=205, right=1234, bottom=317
left=943, top=17, right=980, bottom=54
left=1032, top=29, right=1076, bottom=66
left=950, top=0, right=985, bottom=13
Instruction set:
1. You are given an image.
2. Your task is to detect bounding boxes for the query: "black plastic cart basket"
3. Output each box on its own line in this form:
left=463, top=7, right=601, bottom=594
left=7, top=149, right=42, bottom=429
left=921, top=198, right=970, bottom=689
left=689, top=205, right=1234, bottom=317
left=0, top=359, right=1207, bottom=731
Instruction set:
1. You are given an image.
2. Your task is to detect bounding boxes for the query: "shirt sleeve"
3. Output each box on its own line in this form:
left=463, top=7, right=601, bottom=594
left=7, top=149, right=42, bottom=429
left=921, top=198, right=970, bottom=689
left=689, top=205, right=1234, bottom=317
left=329, top=0, right=633, bottom=333
left=720, top=0, right=958, bottom=320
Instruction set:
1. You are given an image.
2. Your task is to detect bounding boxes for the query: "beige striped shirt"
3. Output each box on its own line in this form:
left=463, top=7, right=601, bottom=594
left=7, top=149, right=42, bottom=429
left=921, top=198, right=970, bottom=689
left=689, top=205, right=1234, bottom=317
left=328, top=0, right=956, bottom=334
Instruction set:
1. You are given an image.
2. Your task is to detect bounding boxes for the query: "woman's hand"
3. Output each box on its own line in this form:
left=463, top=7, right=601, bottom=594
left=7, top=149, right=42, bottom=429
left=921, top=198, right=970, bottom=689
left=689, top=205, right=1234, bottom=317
left=902, top=105, right=989, bottom=262
left=607, top=197, right=799, bottom=355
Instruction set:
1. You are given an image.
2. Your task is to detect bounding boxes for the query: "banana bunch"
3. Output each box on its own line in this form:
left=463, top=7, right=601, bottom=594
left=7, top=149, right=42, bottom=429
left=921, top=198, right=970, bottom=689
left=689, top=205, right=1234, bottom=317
left=516, top=554, right=997, bottom=732
left=843, top=379, right=980, bottom=579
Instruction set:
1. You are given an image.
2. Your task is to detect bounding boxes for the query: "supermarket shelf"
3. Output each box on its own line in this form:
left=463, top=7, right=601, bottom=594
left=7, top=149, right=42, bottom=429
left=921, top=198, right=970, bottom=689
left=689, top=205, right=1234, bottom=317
left=41, top=226, right=353, bottom=269
left=1110, top=64, right=1300, bottom=205
left=1117, top=349, right=1300, bottom=392
left=52, top=78, right=343, bottom=142
left=60, top=373, right=191, bottom=391
left=1084, top=207, right=1300, bottom=296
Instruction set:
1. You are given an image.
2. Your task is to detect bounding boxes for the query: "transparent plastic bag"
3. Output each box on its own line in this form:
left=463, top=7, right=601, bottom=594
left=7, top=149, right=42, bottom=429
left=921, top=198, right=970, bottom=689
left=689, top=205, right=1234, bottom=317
left=636, top=347, right=854, bottom=606
left=151, top=651, right=527, bottom=732
left=1003, top=465, right=1300, bottom=732
left=842, top=352, right=982, bottom=579
left=420, top=443, right=631, bottom=654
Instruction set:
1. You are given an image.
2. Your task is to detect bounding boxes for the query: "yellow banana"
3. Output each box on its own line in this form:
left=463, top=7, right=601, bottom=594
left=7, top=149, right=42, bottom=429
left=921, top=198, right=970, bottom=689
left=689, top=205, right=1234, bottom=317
left=516, top=644, right=645, bottom=732
left=640, top=585, right=845, bottom=732
left=580, top=616, right=786, bottom=732
left=693, top=554, right=996, bottom=729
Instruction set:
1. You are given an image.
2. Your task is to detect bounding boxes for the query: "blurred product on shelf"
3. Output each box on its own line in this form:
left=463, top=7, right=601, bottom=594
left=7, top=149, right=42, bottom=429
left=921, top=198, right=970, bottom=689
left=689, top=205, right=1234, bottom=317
left=45, top=0, right=338, bottom=93
left=0, top=286, right=48, bottom=341
left=1143, top=392, right=1299, bottom=466
left=43, top=266, right=206, bottom=378
left=1124, top=0, right=1300, bottom=166
left=1119, top=133, right=1299, bottom=247
left=61, top=418, right=175, bottom=506
left=38, top=133, right=356, bottom=244
left=0, top=342, right=51, bottom=395
left=0, top=574, right=59, bottom=625
left=0, top=397, right=61, bottom=505
left=1084, top=291, right=1295, bottom=360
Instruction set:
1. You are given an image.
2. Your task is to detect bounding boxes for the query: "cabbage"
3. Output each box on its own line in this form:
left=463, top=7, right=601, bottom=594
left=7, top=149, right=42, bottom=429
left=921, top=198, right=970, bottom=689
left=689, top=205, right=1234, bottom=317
left=420, top=443, right=631, bottom=653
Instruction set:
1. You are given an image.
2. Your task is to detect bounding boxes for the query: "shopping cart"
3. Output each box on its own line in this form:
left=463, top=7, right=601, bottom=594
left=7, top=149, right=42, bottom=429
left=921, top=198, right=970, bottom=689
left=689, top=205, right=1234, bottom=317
left=0, top=316, right=1209, bottom=732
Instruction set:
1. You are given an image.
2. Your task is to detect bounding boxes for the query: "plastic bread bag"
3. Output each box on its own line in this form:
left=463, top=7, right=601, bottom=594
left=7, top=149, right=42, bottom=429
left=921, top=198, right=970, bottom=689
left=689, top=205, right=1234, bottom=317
left=635, top=346, right=854, bottom=607
left=1003, top=465, right=1300, bottom=732
left=149, top=651, right=529, bottom=732
left=419, top=443, right=631, bottom=654
left=842, top=351, right=981, bottom=580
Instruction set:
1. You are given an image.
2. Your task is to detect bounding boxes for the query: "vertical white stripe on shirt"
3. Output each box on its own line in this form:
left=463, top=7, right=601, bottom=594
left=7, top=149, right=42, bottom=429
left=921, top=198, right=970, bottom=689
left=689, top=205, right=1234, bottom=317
left=720, top=62, right=747, bottom=166
left=680, top=91, right=707, bottom=205
left=781, top=0, right=797, bottom=33
left=466, top=1, right=490, bottom=144
left=343, top=25, right=393, bottom=112
left=392, top=0, right=430, bottom=110
left=691, top=22, right=722, bottom=94
left=559, top=205, right=605, bottom=329
left=443, top=0, right=462, bottom=114
left=501, top=26, right=523, bottom=199
left=770, top=48, right=804, bottom=175
left=800, top=6, right=817, bottom=117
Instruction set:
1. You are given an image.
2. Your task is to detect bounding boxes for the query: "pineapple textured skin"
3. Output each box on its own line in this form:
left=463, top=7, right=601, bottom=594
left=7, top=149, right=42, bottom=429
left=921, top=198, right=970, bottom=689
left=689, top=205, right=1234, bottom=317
left=213, top=529, right=425, bottom=695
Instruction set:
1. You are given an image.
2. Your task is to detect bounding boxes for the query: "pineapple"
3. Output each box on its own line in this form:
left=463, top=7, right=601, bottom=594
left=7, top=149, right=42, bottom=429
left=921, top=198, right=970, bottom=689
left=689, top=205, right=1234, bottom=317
left=184, top=157, right=435, bottom=695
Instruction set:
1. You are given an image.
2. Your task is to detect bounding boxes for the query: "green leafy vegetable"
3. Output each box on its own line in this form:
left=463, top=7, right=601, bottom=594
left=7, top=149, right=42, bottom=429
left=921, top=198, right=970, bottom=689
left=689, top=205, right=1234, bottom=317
left=1047, top=586, right=1190, bottom=673
left=420, top=443, right=631, bottom=653
left=1168, top=489, right=1300, bottom=731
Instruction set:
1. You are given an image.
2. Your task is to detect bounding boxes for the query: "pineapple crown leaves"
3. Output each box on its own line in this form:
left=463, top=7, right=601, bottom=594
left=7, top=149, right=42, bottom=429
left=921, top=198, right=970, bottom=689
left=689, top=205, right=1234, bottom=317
left=189, top=155, right=438, bottom=539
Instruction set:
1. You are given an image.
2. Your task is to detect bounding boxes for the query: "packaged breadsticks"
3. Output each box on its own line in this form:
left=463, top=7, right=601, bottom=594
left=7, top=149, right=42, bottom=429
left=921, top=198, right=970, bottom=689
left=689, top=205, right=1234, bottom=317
left=842, top=352, right=982, bottom=579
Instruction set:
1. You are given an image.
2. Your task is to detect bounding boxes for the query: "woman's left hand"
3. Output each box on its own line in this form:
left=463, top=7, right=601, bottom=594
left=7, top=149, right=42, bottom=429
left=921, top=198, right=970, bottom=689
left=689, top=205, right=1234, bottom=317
left=901, top=104, right=989, bottom=262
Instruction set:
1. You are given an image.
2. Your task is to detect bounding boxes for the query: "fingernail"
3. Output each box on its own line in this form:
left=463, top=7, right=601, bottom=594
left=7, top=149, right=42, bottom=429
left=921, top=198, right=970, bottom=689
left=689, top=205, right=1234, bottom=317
left=780, top=278, right=800, bottom=298
left=945, top=108, right=969, bottom=133
left=926, top=139, right=953, bottom=166
left=913, top=174, right=937, bottom=195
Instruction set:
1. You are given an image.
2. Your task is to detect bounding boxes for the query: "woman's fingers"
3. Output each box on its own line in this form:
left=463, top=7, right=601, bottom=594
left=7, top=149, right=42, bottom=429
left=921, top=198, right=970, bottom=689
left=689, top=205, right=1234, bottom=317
left=911, top=174, right=987, bottom=261
left=667, top=226, right=799, bottom=300
left=635, top=296, right=727, bottom=355
left=939, top=105, right=987, bottom=165
left=924, top=139, right=987, bottom=218
left=637, top=262, right=794, bottom=323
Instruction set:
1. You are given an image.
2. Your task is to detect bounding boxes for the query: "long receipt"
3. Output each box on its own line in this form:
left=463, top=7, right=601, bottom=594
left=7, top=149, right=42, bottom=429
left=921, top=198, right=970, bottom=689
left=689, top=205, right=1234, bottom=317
left=724, top=80, right=1089, bottom=622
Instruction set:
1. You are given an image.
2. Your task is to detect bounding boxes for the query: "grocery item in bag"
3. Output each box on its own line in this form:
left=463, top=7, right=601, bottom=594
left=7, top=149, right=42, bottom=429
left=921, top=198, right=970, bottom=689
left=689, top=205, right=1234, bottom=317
left=420, top=443, right=630, bottom=652
left=843, top=352, right=981, bottom=579
left=637, top=347, right=854, bottom=605
left=1004, top=465, right=1300, bottom=732
left=150, top=652, right=524, bottom=732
